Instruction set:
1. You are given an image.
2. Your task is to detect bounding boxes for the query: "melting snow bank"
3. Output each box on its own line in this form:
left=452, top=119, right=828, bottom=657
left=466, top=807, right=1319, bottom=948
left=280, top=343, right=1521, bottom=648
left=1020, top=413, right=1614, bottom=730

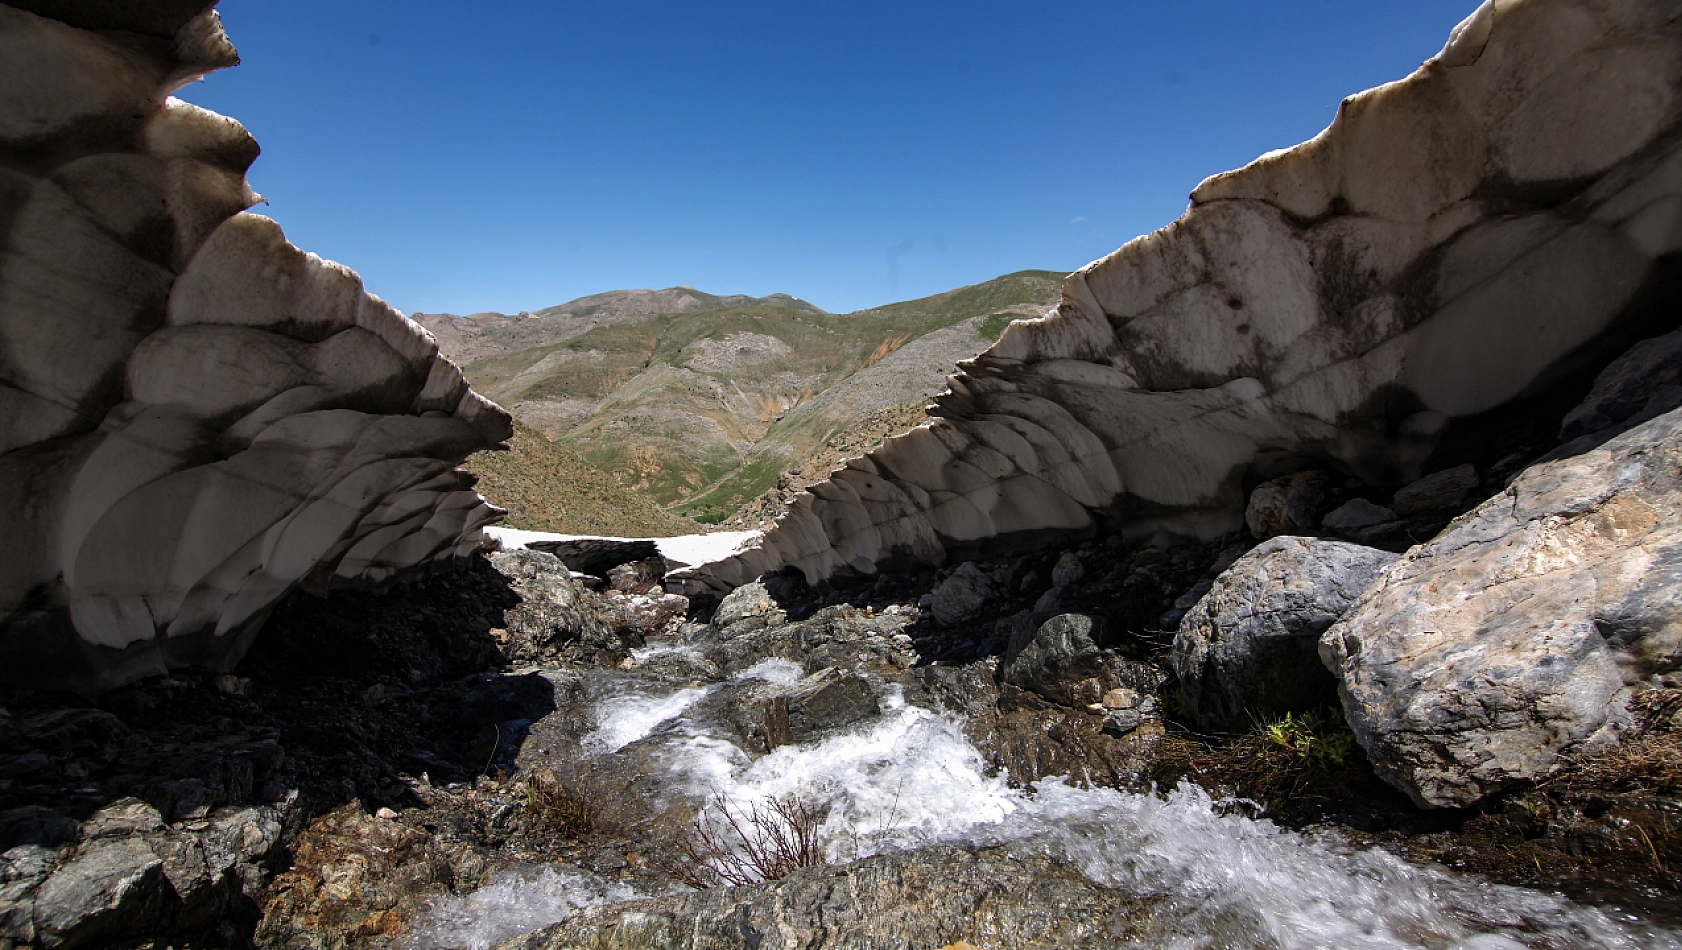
left=405, top=663, right=1679, bottom=950
left=485, top=526, right=761, bottom=569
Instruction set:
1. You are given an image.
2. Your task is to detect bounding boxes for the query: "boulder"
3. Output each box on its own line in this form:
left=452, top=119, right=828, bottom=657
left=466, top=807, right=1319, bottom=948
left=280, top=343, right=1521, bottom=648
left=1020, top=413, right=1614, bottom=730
left=489, top=549, right=622, bottom=665
left=1558, top=328, right=1682, bottom=442
left=763, top=669, right=881, bottom=748
left=711, top=581, right=783, bottom=632
left=1321, top=499, right=1395, bottom=536
left=1172, top=537, right=1398, bottom=732
left=693, top=0, right=1682, bottom=592
left=1321, top=407, right=1682, bottom=808
left=32, top=837, right=168, bottom=949
left=1244, top=472, right=1329, bottom=541
left=1000, top=613, right=1126, bottom=708
left=0, top=4, right=512, bottom=694
left=1390, top=464, right=1479, bottom=517
left=931, top=562, right=993, bottom=626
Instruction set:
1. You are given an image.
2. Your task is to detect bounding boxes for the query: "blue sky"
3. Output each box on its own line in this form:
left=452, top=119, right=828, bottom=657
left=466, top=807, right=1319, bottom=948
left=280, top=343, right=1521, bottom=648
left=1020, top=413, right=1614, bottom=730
left=182, top=1, right=1479, bottom=316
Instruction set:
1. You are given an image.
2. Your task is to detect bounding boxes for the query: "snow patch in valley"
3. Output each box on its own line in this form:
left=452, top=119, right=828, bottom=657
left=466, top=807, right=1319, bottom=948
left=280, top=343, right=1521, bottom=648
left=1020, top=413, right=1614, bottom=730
left=485, top=525, right=761, bottom=569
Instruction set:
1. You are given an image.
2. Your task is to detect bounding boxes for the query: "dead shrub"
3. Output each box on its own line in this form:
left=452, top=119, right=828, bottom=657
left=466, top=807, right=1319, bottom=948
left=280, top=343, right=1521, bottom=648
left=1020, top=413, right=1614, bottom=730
left=523, top=765, right=594, bottom=837
left=663, top=793, right=826, bottom=888
left=1548, top=688, right=1682, bottom=794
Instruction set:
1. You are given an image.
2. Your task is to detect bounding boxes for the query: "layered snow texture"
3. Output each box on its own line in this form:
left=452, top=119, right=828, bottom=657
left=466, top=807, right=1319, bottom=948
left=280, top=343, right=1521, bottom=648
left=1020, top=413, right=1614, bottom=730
left=0, top=1, right=513, bottom=693
left=690, top=0, right=1682, bottom=591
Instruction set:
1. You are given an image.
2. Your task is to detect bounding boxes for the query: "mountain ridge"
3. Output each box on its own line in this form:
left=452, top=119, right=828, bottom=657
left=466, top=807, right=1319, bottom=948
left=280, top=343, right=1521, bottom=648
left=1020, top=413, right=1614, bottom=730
left=422, top=270, right=1066, bottom=522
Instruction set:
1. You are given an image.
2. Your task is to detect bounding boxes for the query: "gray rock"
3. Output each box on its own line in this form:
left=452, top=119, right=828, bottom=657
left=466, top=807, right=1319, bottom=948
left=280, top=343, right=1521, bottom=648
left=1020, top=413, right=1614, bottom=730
left=1050, top=551, right=1085, bottom=587
left=1000, top=614, right=1123, bottom=708
left=0, top=807, right=79, bottom=851
left=780, top=669, right=880, bottom=744
left=1322, top=498, right=1396, bottom=535
left=1101, top=707, right=1142, bottom=736
left=711, top=581, right=783, bottom=632
left=931, top=562, right=992, bottom=626
left=1245, top=472, right=1329, bottom=540
left=495, top=845, right=1143, bottom=950
left=1174, top=537, right=1398, bottom=732
left=490, top=549, right=625, bottom=663
left=1391, top=464, right=1479, bottom=516
left=1322, top=407, right=1682, bottom=808
left=32, top=837, right=167, bottom=949
left=1559, top=328, right=1682, bottom=441
left=80, top=801, right=165, bottom=843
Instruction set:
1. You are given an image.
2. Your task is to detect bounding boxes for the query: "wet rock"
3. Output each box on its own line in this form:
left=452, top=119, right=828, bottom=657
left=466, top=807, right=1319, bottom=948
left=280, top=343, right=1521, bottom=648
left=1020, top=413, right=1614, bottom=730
left=33, top=837, right=167, bottom=949
left=707, top=606, right=914, bottom=677
left=779, top=669, right=880, bottom=744
left=1245, top=472, right=1329, bottom=541
left=1559, top=328, right=1682, bottom=442
left=932, top=562, right=993, bottom=626
left=1390, top=464, right=1479, bottom=517
left=497, top=845, right=1145, bottom=950
left=1000, top=614, right=1127, bottom=708
left=1322, top=499, right=1396, bottom=536
left=1322, top=408, right=1682, bottom=808
left=1173, top=537, right=1397, bottom=732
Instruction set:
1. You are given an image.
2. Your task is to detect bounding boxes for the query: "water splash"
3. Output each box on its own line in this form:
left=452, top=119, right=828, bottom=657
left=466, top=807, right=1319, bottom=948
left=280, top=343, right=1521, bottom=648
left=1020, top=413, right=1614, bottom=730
left=398, top=864, right=642, bottom=950
left=579, top=682, right=709, bottom=755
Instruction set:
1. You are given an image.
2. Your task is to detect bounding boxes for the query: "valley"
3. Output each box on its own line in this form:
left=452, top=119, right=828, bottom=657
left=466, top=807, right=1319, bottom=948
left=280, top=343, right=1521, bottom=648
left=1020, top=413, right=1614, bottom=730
left=418, top=272, right=1063, bottom=524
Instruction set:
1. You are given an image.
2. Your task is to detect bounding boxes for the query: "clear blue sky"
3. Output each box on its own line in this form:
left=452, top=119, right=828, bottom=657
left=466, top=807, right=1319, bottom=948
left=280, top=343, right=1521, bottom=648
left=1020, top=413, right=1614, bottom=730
left=181, top=1, right=1479, bottom=316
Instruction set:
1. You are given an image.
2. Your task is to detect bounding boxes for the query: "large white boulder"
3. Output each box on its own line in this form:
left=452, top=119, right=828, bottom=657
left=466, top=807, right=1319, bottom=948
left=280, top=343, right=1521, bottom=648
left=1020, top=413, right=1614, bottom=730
left=0, top=2, right=512, bottom=694
left=692, top=0, right=1682, bottom=591
left=1320, top=406, right=1682, bottom=808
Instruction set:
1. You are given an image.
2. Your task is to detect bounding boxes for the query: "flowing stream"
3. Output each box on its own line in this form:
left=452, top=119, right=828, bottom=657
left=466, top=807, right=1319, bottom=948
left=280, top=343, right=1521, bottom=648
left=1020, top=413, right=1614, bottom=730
left=405, top=642, right=1679, bottom=950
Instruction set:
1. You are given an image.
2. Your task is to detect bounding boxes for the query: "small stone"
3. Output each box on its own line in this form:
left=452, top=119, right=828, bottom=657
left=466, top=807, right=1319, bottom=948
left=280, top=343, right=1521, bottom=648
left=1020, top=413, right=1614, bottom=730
left=1101, top=688, right=1140, bottom=710
left=1101, top=708, right=1142, bottom=736
left=213, top=674, right=248, bottom=696
left=374, top=807, right=398, bottom=821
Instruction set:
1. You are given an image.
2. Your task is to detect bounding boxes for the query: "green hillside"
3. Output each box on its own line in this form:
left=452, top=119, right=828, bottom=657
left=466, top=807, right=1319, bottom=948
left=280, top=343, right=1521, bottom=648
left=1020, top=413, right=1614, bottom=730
left=422, top=271, right=1066, bottom=522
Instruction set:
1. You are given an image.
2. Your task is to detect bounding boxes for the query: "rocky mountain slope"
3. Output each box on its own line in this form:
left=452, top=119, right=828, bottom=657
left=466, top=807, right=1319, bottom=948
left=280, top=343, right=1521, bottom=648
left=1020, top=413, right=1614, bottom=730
left=417, top=272, right=1063, bottom=521
left=461, top=422, right=699, bottom=538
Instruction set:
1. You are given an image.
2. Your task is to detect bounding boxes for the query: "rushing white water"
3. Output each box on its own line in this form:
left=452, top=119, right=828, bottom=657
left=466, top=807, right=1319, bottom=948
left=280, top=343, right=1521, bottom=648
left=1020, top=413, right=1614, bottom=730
left=399, top=864, right=642, bottom=950
left=578, top=682, right=709, bottom=755
left=412, top=666, right=1680, bottom=949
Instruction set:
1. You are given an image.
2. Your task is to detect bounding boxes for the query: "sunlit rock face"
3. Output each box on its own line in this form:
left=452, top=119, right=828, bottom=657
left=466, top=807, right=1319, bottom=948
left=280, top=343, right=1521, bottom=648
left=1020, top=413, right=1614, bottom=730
left=0, top=1, right=512, bottom=693
left=692, top=0, right=1682, bottom=591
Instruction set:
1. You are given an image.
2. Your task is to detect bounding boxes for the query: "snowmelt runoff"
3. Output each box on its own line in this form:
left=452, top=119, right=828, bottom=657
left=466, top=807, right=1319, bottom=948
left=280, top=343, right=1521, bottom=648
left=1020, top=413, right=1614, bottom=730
left=399, top=632, right=1682, bottom=950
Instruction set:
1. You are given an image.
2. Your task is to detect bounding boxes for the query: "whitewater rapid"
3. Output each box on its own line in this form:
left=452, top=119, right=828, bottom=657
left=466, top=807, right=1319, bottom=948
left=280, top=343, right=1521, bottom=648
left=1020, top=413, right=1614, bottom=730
left=404, top=645, right=1679, bottom=950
